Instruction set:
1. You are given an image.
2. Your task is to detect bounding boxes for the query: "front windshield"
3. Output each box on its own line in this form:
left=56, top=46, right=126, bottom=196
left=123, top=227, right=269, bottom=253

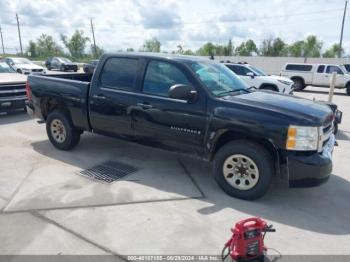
left=0, top=62, right=15, bottom=73
left=188, top=61, right=250, bottom=97
left=58, top=57, right=72, bottom=63
left=248, top=65, right=266, bottom=76
left=11, top=58, right=32, bottom=64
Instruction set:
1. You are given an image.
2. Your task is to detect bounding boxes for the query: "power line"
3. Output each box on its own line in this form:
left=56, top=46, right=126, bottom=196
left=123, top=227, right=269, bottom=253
left=16, top=13, right=23, bottom=55
left=339, top=0, right=348, bottom=58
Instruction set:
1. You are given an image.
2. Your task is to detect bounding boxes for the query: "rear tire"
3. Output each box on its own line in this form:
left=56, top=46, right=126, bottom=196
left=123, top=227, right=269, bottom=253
left=213, top=140, right=274, bottom=200
left=46, top=110, right=80, bottom=150
left=346, top=83, right=350, bottom=96
left=292, top=77, right=305, bottom=91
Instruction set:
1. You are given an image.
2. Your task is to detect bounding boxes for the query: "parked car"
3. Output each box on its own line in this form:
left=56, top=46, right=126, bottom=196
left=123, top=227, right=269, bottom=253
left=26, top=53, right=335, bottom=200
left=281, top=63, right=350, bottom=95
left=226, top=62, right=342, bottom=134
left=5, top=57, right=45, bottom=75
left=225, top=63, right=294, bottom=94
left=83, top=60, right=99, bottom=74
left=0, top=61, right=27, bottom=113
left=45, top=57, right=78, bottom=72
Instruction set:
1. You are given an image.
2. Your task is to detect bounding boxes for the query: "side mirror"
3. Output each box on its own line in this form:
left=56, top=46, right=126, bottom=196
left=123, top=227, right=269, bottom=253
left=246, top=72, right=255, bottom=78
left=168, top=84, right=197, bottom=101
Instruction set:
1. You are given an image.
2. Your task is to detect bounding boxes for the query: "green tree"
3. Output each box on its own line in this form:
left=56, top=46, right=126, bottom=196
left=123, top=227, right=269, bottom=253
left=288, top=40, right=305, bottom=57
left=141, top=37, right=161, bottom=52
left=91, top=44, right=104, bottom=58
left=183, top=49, right=194, bottom=55
left=36, top=34, right=63, bottom=57
left=260, top=37, right=287, bottom=56
left=303, top=35, right=322, bottom=58
left=226, top=40, right=233, bottom=56
left=176, top=44, right=184, bottom=54
left=61, top=30, right=90, bottom=58
left=323, top=43, right=343, bottom=58
left=196, top=42, right=216, bottom=56
left=27, top=40, right=37, bottom=57
left=235, top=39, right=258, bottom=56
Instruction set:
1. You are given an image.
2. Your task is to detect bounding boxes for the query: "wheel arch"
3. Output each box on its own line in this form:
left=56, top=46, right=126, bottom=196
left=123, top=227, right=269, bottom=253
left=40, top=97, right=71, bottom=120
left=291, top=76, right=305, bottom=84
left=259, top=83, right=279, bottom=92
left=210, top=130, right=280, bottom=175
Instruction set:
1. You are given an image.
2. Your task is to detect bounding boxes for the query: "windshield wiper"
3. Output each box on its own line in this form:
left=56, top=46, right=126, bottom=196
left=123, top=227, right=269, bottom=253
left=218, top=88, right=250, bottom=97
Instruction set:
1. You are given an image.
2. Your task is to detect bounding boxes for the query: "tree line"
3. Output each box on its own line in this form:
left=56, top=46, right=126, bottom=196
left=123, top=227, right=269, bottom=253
left=23, top=31, right=344, bottom=61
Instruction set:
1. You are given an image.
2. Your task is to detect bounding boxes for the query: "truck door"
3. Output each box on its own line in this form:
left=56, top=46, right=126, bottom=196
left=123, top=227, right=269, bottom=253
left=132, top=60, right=207, bottom=155
left=89, top=57, right=139, bottom=139
left=325, top=65, right=346, bottom=88
left=313, top=65, right=326, bottom=86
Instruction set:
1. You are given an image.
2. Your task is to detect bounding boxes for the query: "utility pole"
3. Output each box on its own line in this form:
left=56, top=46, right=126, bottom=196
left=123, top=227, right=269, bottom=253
left=90, top=17, right=97, bottom=58
left=339, top=0, right=348, bottom=58
left=0, top=25, right=5, bottom=55
left=16, top=13, right=23, bottom=55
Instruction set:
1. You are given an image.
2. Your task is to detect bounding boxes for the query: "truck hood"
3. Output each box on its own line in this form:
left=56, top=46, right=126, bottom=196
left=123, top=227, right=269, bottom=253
left=267, top=75, right=294, bottom=84
left=0, top=73, right=27, bottom=84
left=16, top=64, right=44, bottom=70
left=224, top=91, right=333, bottom=125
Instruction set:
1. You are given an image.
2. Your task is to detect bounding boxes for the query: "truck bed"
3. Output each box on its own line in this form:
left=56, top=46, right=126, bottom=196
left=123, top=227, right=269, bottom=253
left=28, top=73, right=93, bottom=130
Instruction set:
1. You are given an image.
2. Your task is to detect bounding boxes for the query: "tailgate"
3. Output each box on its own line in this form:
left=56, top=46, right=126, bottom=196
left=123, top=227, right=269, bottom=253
left=28, top=74, right=90, bottom=130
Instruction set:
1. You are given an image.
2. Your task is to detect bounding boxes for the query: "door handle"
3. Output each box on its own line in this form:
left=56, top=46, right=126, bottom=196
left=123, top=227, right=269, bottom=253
left=137, top=102, right=153, bottom=109
left=92, top=94, right=106, bottom=100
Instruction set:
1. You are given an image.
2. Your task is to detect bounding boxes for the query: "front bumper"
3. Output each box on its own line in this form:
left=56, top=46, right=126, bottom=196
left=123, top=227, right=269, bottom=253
left=286, top=134, right=335, bottom=188
left=0, top=98, right=27, bottom=113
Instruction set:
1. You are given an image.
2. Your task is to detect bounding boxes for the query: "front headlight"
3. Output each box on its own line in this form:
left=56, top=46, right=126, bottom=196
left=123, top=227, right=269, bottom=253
left=286, top=125, right=319, bottom=151
left=278, top=79, right=292, bottom=85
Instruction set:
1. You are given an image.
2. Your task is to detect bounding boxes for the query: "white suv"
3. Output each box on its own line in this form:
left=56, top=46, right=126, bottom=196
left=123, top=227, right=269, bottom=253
left=225, top=63, right=294, bottom=94
left=281, top=63, right=350, bottom=95
left=5, top=57, right=45, bottom=75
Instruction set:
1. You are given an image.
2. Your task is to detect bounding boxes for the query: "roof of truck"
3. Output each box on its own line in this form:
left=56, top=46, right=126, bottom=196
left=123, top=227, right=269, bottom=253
left=102, top=52, right=214, bottom=63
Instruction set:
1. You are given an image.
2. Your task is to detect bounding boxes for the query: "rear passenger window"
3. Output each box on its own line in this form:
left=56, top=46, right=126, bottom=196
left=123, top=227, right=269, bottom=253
left=286, top=64, right=313, bottom=71
left=326, top=66, right=343, bottom=75
left=100, top=58, right=138, bottom=91
left=317, top=65, right=325, bottom=73
left=143, top=61, right=192, bottom=97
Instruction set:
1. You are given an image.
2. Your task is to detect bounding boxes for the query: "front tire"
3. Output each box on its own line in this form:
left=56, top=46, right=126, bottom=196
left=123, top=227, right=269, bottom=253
left=292, top=77, right=305, bottom=91
left=346, top=83, right=350, bottom=96
left=213, top=140, right=274, bottom=200
left=46, top=110, right=80, bottom=150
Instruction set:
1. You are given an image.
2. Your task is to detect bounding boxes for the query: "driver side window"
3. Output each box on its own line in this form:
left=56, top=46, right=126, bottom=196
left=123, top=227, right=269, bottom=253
left=143, top=61, right=192, bottom=97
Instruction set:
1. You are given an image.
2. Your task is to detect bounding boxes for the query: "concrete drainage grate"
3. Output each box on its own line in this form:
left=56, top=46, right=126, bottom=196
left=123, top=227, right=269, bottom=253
left=79, top=161, right=139, bottom=183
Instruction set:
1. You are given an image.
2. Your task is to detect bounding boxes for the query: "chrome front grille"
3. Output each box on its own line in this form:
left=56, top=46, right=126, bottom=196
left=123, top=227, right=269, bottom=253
left=318, top=121, right=333, bottom=152
left=0, top=83, right=26, bottom=100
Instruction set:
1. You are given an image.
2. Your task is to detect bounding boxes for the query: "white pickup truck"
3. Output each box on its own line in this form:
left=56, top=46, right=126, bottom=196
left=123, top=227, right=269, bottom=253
left=281, top=63, right=350, bottom=95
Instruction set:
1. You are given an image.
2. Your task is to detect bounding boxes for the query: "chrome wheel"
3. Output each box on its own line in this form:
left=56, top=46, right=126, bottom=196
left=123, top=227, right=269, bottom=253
left=223, top=154, right=259, bottom=191
left=50, top=119, right=66, bottom=143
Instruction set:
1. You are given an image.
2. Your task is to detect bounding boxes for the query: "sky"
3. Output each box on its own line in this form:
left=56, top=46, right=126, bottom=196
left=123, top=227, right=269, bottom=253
left=0, top=0, right=349, bottom=54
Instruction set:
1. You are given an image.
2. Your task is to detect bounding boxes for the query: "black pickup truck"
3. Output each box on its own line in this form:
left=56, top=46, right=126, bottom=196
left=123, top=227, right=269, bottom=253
left=26, top=53, right=335, bottom=200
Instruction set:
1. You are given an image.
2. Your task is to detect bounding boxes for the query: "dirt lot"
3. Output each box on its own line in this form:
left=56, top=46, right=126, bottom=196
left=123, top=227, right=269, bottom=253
left=0, top=86, right=349, bottom=258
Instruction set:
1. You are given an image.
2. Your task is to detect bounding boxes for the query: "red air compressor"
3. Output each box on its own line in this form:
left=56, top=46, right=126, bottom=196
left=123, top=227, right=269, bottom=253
left=222, top=217, right=276, bottom=262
